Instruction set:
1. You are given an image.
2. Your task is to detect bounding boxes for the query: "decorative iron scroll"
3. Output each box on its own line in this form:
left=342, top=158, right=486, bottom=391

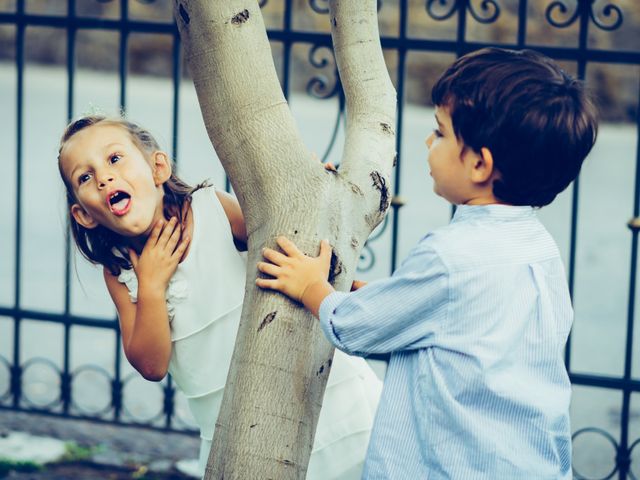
left=310, top=0, right=383, bottom=14
left=426, top=0, right=501, bottom=24
left=545, top=0, right=623, bottom=31
left=0, top=353, right=196, bottom=429
left=572, top=427, right=638, bottom=480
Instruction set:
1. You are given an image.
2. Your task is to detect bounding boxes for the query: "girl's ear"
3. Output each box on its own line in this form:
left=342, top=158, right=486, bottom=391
left=468, top=147, right=495, bottom=184
left=152, top=151, right=172, bottom=186
left=71, top=204, right=99, bottom=229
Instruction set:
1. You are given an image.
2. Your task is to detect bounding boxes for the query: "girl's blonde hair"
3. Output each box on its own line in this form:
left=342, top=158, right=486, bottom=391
left=58, top=115, right=208, bottom=275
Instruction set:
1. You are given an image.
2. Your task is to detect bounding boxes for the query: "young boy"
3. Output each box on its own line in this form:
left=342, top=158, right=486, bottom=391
left=256, top=48, right=597, bottom=479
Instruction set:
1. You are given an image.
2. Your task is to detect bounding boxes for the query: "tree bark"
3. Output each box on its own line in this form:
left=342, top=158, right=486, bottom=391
left=173, top=1, right=396, bottom=478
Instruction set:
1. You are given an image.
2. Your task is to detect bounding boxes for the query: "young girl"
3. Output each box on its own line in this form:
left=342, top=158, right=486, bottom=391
left=57, top=116, right=381, bottom=479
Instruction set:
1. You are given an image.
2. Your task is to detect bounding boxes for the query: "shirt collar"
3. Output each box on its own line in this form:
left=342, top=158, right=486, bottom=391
left=451, top=204, right=535, bottom=224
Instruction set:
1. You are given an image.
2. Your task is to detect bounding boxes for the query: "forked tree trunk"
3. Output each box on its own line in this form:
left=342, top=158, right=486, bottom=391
left=173, top=1, right=396, bottom=478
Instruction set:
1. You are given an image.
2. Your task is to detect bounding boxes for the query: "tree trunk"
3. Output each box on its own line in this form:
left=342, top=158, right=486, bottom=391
left=173, top=1, right=396, bottom=478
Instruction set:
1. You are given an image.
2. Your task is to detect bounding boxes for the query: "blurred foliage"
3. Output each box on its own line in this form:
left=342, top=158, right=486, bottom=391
left=0, top=0, right=637, bottom=122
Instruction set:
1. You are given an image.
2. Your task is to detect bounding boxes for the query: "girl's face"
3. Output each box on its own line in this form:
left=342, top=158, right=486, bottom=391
left=59, top=123, right=170, bottom=238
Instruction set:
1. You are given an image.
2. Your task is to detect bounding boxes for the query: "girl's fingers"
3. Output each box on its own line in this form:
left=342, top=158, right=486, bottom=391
left=129, top=249, right=139, bottom=269
left=158, top=217, right=178, bottom=246
left=172, top=235, right=190, bottom=258
left=166, top=221, right=182, bottom=252
left=257, top=261, right=281, bottom=278
left=276, top=236, right=301, bottom=257
left=148, top=219, right=164, bottom=247
left=262, top=247, right=288, bottom=266
left=255, top=277, right=280, bottom=290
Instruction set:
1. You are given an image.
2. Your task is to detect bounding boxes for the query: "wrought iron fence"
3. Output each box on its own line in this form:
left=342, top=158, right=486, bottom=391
left=0, top=0, right=639, bottom=478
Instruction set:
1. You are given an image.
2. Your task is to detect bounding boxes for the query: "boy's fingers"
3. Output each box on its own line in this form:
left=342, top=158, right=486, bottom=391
left=319, top=240, right=332, bottom=261
left=257, top=262, right=281, bottom=278
left=262, top=247, right=288, bottom=266
left=276, top=236, right=301, bottom=257
left=324, top=162, right=337, bottom=172
left=256, top=277, right=280, bottom=290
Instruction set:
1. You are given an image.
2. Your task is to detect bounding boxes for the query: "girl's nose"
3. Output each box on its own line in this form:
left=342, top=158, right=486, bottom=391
left=97, top=173, right=114, bottom=188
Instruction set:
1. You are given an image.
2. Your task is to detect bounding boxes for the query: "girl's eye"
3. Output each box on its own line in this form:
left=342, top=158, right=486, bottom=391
left=78, top=173, right=92, bottom=185
left=433, top=129, right=444, bottom=138
left=109, top=154, right=122, bottom=164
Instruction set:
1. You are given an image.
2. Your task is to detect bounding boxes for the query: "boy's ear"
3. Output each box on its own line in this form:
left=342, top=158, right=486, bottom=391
left=468, top=147, right=495, bottom=184
left=152, top=151, right=172, bottom=186
left=71, top=204, right=99, bottom=229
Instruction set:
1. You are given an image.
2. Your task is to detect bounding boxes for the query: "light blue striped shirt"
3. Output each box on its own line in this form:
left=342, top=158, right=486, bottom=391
left=319, top=205, right=573, bottom=480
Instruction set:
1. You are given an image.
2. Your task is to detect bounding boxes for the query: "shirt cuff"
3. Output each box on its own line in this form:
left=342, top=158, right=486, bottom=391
left=319, top=291, right=351, bottom=350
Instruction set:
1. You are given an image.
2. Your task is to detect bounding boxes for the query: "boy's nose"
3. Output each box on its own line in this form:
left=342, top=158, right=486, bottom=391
left=425, top=134, right=434, bottom=149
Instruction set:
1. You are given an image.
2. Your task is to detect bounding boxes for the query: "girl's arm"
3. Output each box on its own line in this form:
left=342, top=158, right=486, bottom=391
left=104, top=217, right=189, bottom=381
left=216, top=190, right=248, bottom=251
left=104, top=271, right=171, bottom=381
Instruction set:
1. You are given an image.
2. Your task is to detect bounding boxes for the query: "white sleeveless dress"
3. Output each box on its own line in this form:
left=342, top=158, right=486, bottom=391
left=117, top=188, right=381, bottom=479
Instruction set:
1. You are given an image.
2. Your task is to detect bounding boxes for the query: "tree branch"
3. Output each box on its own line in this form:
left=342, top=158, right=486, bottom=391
left=330, top=0, right=397, bottom=228
left=174, top=0, right=318, bottom=221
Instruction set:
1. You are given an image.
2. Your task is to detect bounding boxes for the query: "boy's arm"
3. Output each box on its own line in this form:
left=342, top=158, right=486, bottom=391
left=258, top=237, right=448, bottom=355
left=256, top=236, right=334, bottom=318
left=216, top=190, right=248, bottom=251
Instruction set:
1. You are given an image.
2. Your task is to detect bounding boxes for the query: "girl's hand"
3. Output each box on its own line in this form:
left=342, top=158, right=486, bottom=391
left=257, top=237, right=333, bottom=307
left=130, top=217, right=190, bottom=291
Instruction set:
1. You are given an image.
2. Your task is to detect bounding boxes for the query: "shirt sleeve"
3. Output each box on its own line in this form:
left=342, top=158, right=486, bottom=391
left=319, top=240, right=448, bottom=356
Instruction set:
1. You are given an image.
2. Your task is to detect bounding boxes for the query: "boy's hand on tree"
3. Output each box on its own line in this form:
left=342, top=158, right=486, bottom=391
left=130, top=217, right=190, bottom=292
left=311, top=151, right=337, bottom=173
left=351, top=280, right=367, bottom=291
left=257, top=236, right=334, bottom=315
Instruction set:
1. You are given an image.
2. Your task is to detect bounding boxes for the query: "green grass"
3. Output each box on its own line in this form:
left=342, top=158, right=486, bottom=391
left=0, top=458, right=42, bottom=477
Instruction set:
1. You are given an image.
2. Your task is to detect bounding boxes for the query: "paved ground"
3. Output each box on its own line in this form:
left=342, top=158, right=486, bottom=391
left=0, top=410, right=200, bottom=479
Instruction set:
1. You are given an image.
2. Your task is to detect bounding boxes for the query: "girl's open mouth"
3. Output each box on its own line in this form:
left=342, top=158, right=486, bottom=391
left=108, top=191, right=132, bottom=216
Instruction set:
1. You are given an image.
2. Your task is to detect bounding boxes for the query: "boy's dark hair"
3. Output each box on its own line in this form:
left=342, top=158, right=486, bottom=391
left=432, top=47, right=598, bottom=207
left=58, top=116, right=208, bottom=276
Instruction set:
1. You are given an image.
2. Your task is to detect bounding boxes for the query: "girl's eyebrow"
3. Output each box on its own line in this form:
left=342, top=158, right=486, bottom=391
left=103, top=142, right=125, bottom=152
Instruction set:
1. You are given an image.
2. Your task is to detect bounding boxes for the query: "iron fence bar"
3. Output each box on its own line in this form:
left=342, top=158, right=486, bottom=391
left=566, top=0, right=591, bottom=381
left=389, top=0, right=408, bottom=273
left=61, top=0, right=77, bottom=416
left=111, top=0, right=130, bottom=423
left=570, top=373, right=640, bottom=392
left=0, top=12, right=178, bottom=33
left=282, top=0, right=293, bottom=99
left=11, top=0, right=25, bottom=411
left=620, top=79, right=640, bottom=480
left=165, top=30, right=183, bottom=430
left=171, top=32, right=181, bottom=166
left=113, top=328, right=122, bottom=421
left=0, top=307, right=117, bottom=328
left=516, top=0, right=527, bottom=48
left=1, top=13, right=640, bottom=65
left=456, top=0, right=467, bottom=52
left=0, top=403, right=197, bottom=435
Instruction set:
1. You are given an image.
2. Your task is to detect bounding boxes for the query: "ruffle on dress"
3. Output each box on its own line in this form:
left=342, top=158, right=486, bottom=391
left=117, top=267, right=189, bottom=322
